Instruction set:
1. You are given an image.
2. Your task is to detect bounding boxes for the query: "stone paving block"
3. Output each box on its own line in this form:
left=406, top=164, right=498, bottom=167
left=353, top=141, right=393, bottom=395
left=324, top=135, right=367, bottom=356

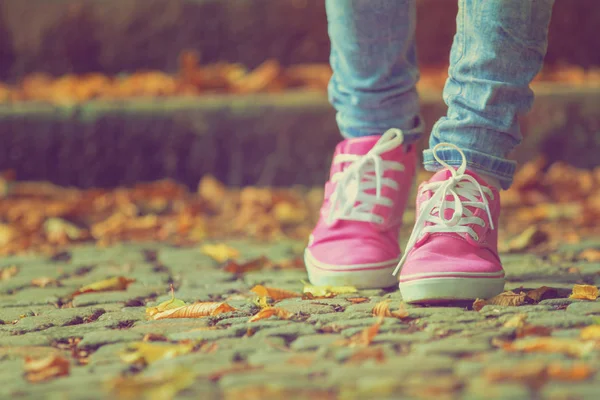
left=178, top=269, right=236, bottom=287
left=290, top=334, right=344, bottom=351
left=463, top=377, right=531, bottom=400
left=372, top=331, right=433, bottom=345
left=0, top=332, right=52, bottom=346
left=479, top=305, right=555, bottom=317
left=87, top=342, right=130, bottom=364
left=78, top=329, right=144, bottom=350
left=526, top=313, right=595, bottom=329
left=276, top=298, right=337, bottom=315
left=212, top=336, right=288, bottom=360
left=168, top=326, right=248, bottom=341
left=130, top=318, right=212, bottom=335
left=307, top=311, right=374, bottom=325
left=230, top=320, right=292, bottom=333
left=252, top=322, right=317, bottom=340
left=242, top=269, right=308, bottom=286
left=0, top=287, right=74, bottom=307
left=0, top=304, right=55, bottom=323
left=156, top=247, right=218, bottom=271
left=541, top=382, right=600, bottom=400
left=68, top=244, right=146, bottom=265
left=412, top=336, right=493, bottom=356
left=565, top=301, right=600, bottom=315
left=72, top=284, right=164, bottom=307
left=6, top=306, right=106, bottom=334
left=539, top=298, right=586, bottom=307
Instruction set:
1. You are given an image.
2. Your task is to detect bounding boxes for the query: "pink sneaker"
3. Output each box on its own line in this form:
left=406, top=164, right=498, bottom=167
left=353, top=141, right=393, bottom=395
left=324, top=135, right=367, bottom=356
left=305, top=128, right=416, bottom=289
left=394, top=143, right=505, bottom=303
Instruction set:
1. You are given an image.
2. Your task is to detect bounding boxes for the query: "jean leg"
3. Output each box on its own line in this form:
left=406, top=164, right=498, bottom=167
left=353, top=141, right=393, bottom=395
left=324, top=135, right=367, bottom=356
left=424, top=0, right=555, bottom=189
left=326, top=0, right=421, bottom=143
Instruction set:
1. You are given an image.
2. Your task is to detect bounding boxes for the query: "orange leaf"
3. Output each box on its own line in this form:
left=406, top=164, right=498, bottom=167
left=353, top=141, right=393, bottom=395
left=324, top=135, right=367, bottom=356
left=579, top=249, right=600, bottom=262
left=546, top=363, right=595, bottom=381
left=250, top=285, right=301, bottom=301
left=152, top=302, right=236, bottom=320
left=24, top=354, right=70, bottom=383
left=73, top=276, right=135, bottom=296
left=569, top=284, right=599, bottom=301
left=347, top=297, right=369, bottom=304
left=372, top=300, right=409, bottom=319
left=526, top=286, right=558, bottom=303
left=248, top=307, right=292, bottom=323
left=338, top=318, right=382, bottom=348
left=346, top=347, right=386, bottom=364
left=472, top=298, right=487, bottom=311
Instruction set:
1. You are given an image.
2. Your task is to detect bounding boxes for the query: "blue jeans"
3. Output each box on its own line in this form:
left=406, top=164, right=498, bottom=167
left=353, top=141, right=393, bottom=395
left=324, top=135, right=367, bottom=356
left=326, top=0, right=554, bottom=189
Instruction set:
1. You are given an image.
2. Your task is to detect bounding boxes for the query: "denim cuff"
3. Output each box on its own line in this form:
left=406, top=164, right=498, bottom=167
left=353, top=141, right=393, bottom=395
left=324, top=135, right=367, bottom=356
left=422, top=147, right=516, bottom=190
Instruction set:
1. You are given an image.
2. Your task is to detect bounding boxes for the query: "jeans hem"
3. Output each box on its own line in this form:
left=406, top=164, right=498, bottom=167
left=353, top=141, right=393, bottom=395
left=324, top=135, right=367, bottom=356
left=422, top=147, right=516, bottom=190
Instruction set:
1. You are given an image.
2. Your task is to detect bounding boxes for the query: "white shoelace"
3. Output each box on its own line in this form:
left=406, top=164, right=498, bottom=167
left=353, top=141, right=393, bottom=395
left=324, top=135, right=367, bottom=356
left=392, top=143, right=495, bottom=276
left=326, top=128, right=406, bottom=225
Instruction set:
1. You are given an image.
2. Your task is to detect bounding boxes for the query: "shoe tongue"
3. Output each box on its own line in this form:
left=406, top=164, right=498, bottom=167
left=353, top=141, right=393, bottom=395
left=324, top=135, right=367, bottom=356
left=428, top=168, right=490, bottom=187
left=336, top=136, right=381, bottom=156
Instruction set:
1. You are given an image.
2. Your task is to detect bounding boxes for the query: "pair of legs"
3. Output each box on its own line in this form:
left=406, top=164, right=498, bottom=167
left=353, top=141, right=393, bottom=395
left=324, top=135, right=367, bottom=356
left=305, top=0, right=555, bottom=302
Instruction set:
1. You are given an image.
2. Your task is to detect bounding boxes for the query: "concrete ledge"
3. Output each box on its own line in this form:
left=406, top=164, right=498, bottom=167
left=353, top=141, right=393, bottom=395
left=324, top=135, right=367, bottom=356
left=0, top=85, right=598, bottom=188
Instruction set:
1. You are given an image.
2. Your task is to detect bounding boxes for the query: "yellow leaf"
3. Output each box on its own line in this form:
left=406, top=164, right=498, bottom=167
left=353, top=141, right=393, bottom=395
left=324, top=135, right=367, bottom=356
left=580, top=325, right=600, bottom=340
left=579, top=249, right=600, bottom=262
left=120, top=342, right=194, bottom=365
left=146, top=286, right=186, bottom=317
left=151, top=302, right=235, bottom=320
left=273, top=201, right=307, bottom=224
left=302, top=282, right=357, bottom=298
left=223, top=257, right=270, bottom=274
left=24, top=354, right=70, bottom=383
left=200, top=243, right=239, bottom=263
left=0, top=223, right=16, bottom=246
left=73, top=276, right=135, bottom=296
left=44, top=218, right=84, bottom=242
left=502, top=226, right=548, bottom=252
left=108, top=368, right=195, bottom=400
left=248, top=307, right=293, bottom=323
left=31, top=277, right=59, bottom=288
left=250, top=285, right=301, bottom=301
left=1, top=265, right=18, bottom=281
left=569, top=284, right=599, bottom=301
left=372, top=300, right=409, bottom=319
left=503, top=314, right=528, bottom=328
left=502, top=337, right=595, bottom=358
left=252, top=296, right=271, bottom=309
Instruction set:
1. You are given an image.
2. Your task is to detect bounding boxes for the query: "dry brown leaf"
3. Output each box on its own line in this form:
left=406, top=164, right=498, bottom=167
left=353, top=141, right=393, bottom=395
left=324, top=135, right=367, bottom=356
left=73, top=276, right=135, bottom=296
left=372, top=300, right=409, bottom=320
left=484, top=361, right=547, bottom=386
left=223, top=257, right=270, bottom=274
left=346, top=347, right=386, bottom=364
left=579, top=249, right=600, bottom=262
left=340, top=318, right=382, bottom=347
left=250, top=285, right=301, bottom=301
left=142, top=333, right=167, bottom=342
left=200, top=243, right=240, bottom=263
left=347, top=297, right=369, bottom=304
left=569, top=284, right=599, bottom=300
left=120, top=342, right=194, bottom=365
left=580, top=325, right=600, bottom=340
left=24, top=354, right=70, bottom=383
left=1, top=265, right=18, bottom=281
left=489, top=291, right=530, bottom=307
left=526, top=286, right=558, bottom=303
left=248, top=307, right=293, bottom=322
left=472, top=298, right=487, bottom=311
left=152, top=302, right=235, bottom=320
left=31, top=277, right=59, bottom=288
left=502, top=337, right=595, bottom=357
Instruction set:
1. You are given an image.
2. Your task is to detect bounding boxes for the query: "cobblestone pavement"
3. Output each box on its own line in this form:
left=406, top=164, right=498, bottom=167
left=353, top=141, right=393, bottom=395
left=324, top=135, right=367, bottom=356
left=2, top=236, right=600, bottom=400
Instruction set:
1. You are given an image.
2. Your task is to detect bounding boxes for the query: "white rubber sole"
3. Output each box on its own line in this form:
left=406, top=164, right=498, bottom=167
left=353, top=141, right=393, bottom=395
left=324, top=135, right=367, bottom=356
left=399, top=275, right=505, bottom=304
left=304, top=249, right=399, bottom=289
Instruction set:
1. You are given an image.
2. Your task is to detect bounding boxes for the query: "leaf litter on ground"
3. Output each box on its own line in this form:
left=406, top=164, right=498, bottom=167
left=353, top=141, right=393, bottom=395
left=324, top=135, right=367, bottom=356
left=73, top=276, right=135, bottom=296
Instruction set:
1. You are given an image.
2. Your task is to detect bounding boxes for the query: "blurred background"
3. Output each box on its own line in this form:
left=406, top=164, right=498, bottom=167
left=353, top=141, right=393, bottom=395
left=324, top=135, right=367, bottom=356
left=0, top=0, right=598, bottom=189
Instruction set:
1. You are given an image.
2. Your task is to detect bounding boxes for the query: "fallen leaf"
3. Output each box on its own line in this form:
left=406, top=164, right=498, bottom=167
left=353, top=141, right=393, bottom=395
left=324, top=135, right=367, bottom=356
left=346, top=347, right=386, bottom=364
left=569, top=284, right=599, bottom=301
left=44, top=217, right=84, bottom=242
left=152, top=302, right=235, bottom=320
left=503, top=226, right=548, bottom=252
left=526, top=286, right=558, bottom=303
left=580, top=325, right=600, bottom=340
left=303, top=282, right=358, bottom=298
left=1, top=265, right=18, bottom=281
left=372, top=300, right=409, bottom=319
left=0, top=223, right=16, bottom=246
left=503, top=314, right=528, bottom=328
left=250, top=285, right=301, bottom=301
left=516, top=325, right=553, bottom=339
left=546, top=363, right=595, bottom=381
left=206, top=363, right=262, bottom=382
left=485, top=361, right=547, bottom=387
left=248, top=307, right=293, bottom=322
left=200, top=243, right=240, bottom=263
left=108, top=368, right=195, bottom=400
left=347, top=297, right=369, bottom=304
left=273, top=201, right=307, bottom=224
left=142, top=333, right=167, bottom=342
left=579, top=249, right=600, bottom=262
left=120, top=342, right=194, bottom=365
left=338, top=318, right=382, bottom=347
left=472, top=298, right=487, bottom=312
left=502, top=337, right=595, bottom=357
left=31, top=277, right=59, bottom=288
left=146, top=285, right=186, bottom=317
left=487, top=291, right=530, bottom=308
left=24, top=354, right=70, bottom=382
left=223, top=257, right=270, bottom=274
left=73, top=276, right=135, bottom=296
